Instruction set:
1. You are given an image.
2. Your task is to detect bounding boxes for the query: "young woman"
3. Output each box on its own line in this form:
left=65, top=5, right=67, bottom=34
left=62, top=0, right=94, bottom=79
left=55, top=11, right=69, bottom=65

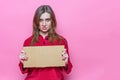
left=19, top=5, right=72, bottom=80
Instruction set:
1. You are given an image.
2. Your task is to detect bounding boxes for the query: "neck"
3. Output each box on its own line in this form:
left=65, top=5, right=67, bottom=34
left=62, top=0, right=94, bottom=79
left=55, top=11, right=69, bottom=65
left=39, top=31, right=48, bottom=39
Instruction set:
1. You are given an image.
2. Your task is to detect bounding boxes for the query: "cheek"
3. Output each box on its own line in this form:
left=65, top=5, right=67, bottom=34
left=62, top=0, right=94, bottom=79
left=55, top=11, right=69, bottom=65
left=39, top=22, right=42, bottom=26
left=47, top=22, right=52, bottom=28
left=38, top=24, right=42, bottom=29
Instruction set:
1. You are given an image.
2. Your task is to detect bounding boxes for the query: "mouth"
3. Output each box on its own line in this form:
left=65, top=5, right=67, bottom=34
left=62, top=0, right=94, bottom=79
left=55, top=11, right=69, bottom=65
left=42, top=26, right=47, bottom=30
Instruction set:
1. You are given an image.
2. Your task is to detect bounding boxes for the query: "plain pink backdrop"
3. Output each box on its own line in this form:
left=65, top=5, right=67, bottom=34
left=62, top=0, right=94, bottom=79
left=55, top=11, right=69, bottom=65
left=0, top=0, right=120, bottom=80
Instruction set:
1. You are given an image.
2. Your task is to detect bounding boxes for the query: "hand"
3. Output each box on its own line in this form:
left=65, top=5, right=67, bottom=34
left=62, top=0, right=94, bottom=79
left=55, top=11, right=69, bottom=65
left=62, top=49, right=69, bottom=65
left=19, top=50, right=28, bottom=63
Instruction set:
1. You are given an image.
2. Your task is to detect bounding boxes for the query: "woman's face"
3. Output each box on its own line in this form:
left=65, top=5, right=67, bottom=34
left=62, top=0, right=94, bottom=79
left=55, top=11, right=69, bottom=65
left=39, top=12, right=52, bottom=33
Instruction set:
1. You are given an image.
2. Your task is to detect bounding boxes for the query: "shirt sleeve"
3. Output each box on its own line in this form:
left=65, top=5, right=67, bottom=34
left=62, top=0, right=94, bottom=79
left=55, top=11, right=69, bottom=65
left=61, top=38, right=73, bottom=74
left=18, top=39, right=31, bottom=74
left=19, top=61, right=29, bottom=74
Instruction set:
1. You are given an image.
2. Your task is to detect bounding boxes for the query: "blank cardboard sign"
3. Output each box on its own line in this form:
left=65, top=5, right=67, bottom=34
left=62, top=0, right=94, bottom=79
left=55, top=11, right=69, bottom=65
left=23, top=45, right=65, bottom=68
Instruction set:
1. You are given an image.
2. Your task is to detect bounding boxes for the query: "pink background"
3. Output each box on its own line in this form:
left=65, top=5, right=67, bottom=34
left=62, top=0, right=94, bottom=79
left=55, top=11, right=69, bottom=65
left=0, top=0, right=120, bottom=80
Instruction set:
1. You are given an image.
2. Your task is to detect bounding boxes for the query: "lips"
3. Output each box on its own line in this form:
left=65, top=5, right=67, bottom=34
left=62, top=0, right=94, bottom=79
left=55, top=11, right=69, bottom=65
left=42, top=26, right=47, bottom=30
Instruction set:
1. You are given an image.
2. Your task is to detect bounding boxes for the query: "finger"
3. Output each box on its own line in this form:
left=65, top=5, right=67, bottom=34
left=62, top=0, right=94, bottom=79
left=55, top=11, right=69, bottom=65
left=62, top=49, right=66, bottom=52
left=62, top=56, right=66, bottom=61
left=25, top=57, right=28, bottom=61
left=64, top=48, right=66, bottom=51
left=21, top=50, right=26, bottom=54
left=64, top=53, right=68, bottom=58
left=62, top=50, right=66, bottom=55
left=21, top=57, right=28, bottom=61
left=21, top=50, right=25, bottom=53
left=19, top=53, right=27, bottom=60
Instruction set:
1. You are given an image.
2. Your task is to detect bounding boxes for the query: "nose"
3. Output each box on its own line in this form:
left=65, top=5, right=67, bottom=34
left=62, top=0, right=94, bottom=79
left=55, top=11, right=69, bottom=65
left=43, top=21, right=46, bottom=26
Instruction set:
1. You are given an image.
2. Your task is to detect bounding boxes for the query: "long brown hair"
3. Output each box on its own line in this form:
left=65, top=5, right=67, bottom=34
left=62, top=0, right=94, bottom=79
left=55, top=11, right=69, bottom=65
left=31, top=5, right=61, bottom=45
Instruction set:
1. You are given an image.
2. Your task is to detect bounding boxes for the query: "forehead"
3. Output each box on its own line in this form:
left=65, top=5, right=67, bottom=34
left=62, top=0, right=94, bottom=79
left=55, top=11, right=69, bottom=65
left=40, top=12, right=51, bottom=19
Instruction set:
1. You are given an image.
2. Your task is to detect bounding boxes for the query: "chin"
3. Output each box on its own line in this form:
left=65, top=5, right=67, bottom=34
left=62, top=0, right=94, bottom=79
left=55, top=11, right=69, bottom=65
left=41, top=30, right=49, bottom=33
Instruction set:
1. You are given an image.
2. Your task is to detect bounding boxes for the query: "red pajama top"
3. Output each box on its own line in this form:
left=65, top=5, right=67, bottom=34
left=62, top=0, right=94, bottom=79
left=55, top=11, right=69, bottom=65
left=19, top=35, right=72, bottom=80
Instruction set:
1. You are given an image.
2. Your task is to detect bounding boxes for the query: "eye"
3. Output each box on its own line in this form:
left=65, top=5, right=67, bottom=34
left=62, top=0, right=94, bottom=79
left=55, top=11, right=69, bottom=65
left=46, top=18, right=51, bottom=22
left=39, top=19, right=43, bottom=22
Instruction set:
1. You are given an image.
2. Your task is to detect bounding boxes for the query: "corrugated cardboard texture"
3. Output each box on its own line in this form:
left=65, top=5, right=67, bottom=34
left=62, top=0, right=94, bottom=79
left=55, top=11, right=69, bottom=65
left=23, top=45, right=65, bottom=68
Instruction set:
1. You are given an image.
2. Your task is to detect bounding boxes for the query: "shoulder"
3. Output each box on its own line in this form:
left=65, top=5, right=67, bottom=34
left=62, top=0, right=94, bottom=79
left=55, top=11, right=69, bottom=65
left=58, top=35, right=69, bottom=49
left=58, top=35, right=68, bottom=44
left=23, top=35, right=33, bottom=46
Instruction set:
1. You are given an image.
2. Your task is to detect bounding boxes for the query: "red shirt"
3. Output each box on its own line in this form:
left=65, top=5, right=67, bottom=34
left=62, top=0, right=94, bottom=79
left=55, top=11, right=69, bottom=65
left=19, top=35, right=72, bottom=80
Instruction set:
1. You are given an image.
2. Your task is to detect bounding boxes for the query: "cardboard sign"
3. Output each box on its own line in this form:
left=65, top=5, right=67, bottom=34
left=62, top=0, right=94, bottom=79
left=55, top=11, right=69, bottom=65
left=23, top=45, right=65, bottom=68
